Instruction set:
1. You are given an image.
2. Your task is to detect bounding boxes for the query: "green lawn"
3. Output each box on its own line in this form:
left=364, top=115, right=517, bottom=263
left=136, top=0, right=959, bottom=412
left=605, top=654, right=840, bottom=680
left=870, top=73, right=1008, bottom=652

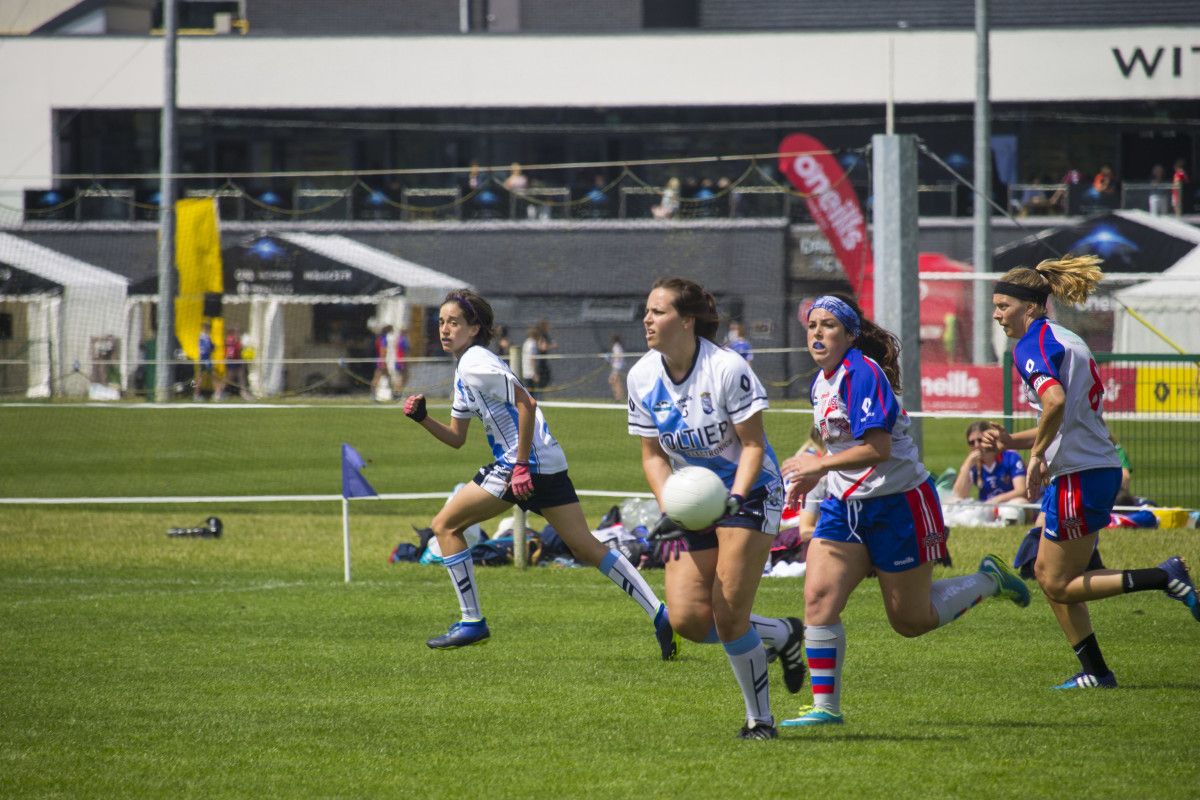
left=2, top=509, right=1199, bottom=798
left=2, top=403, right=1199, bottom=798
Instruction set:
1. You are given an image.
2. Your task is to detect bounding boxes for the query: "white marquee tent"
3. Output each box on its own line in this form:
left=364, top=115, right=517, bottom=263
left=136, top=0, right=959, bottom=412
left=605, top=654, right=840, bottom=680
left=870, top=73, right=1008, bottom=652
left=1114, top=244, right=1200, bottom=354
left=0, top=232, right=129, bottom=397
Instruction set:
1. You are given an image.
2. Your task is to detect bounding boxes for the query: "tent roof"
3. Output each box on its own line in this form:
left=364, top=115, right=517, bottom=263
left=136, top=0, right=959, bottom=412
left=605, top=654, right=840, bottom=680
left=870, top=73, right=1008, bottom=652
left=0, top=232, right=129, bottom=292
left=1114, top=244, right=1200, bottom=305
left=994, top=210, right=1200, bottom=274
left=278, top=233, right=466, bottom=305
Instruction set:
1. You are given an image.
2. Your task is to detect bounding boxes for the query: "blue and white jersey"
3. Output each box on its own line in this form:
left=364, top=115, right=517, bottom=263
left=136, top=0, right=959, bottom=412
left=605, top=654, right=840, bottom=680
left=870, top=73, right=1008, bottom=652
left=626, top=337, right=780, bottom=491
left=1013, top=318, right=1120, bottom=479
left=810, top=348, right=928, bottom=500
left=970, top=449, right=1026, bottom=501
left=450, top=345, right=567, bottom=474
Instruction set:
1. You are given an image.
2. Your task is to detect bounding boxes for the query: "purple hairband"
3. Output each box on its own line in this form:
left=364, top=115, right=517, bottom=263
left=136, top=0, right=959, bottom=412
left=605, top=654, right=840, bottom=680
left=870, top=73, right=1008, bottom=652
left=807, top=296, right=861, bottom=337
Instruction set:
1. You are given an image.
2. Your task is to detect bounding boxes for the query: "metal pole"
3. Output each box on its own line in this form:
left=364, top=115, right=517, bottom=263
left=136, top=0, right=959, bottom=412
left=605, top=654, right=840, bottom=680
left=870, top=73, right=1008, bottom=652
left=154, top=0, right=178, bottom=402
left=872, top=134, right=922, bottom=449
left=508, top=344, right=527, bottom=570
left=886, top=37, right=895, bottom=135
left=972, top=0, right=991, bottom=364
left=459, top=0, right=470, bottom=33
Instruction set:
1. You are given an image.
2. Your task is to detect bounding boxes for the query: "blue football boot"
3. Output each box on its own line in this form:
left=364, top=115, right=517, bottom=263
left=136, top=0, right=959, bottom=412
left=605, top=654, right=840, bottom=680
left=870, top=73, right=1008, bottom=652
left=1053, top=671, right=1118, bottom=689
left=426, top=618, right=491, bottom=649
left=654, top=604, right=681, bottom=661
left=1158, top=556, right=1200, bottom=622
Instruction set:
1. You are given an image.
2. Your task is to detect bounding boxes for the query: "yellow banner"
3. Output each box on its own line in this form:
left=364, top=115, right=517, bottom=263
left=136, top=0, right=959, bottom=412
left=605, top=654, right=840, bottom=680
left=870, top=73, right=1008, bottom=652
left=174, top=198, right=224, bottom=377
left=1135, top=365, right=1200, bottom=413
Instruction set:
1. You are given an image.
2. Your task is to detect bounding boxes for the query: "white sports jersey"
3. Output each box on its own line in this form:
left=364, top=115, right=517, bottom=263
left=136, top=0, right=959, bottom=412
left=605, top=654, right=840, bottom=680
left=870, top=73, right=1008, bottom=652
left=451, top=345, right=567, bottom=473
left=1013, top=318, right=1120, bottom=479
left=810, top=348, right=928, bottom=500
left=626, top=337, right=780, bottom=490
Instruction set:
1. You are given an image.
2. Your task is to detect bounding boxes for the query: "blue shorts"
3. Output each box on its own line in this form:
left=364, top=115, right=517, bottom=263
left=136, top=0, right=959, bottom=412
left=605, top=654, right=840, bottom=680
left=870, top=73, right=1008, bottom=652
left=682, top=483, right=783, bottom=551
left=813, top=477, right=947, bottom=573
left=473, top=462, right=579, bottom=513
left=1041, top=467, right=1121, bottom=542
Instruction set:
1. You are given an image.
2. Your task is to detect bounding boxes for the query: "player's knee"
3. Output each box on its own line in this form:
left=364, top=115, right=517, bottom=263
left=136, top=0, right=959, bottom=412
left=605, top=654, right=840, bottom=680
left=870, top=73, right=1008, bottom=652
left=1033, top=562, right=1072, bottom=602
left=672, top=608, right=715, bottom=643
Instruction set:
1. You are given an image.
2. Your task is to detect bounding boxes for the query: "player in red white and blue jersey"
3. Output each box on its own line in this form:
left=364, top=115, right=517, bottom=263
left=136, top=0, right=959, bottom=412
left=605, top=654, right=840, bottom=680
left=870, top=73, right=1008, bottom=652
left=778, top=295, right=1030, bottom=728
left=403, top=289, right=678, bottom=660
left=628, top=277, right=805, bottom=741
left=985, top=256, right=1199, bottom=689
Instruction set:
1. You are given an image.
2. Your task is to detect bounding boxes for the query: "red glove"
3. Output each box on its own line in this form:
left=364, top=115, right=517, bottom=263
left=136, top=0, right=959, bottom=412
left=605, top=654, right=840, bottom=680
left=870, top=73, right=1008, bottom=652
left=509, top=462, right=534, bottom=499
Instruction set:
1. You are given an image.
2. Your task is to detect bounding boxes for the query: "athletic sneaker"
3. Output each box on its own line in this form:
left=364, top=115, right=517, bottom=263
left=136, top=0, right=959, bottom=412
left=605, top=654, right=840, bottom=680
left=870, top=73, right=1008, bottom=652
left=1053, top=671, right=1118, bottom=689
left=737, top=720, right=778, bottom=740
left=426, top=618, right=491, bottom=649
left=776, top=617, right=807, bottom=694
left=979, top=553, right=1031, bottom=608
left=653, top=605, right=681, bottom=661
left=1157, top=556, right=1200, bottom=622
left=780, top=706, right=844, bottom=727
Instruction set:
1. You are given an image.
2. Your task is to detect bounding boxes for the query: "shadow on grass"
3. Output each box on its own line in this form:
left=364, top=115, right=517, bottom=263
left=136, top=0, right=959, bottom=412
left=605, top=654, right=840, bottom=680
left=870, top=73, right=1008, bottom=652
left=776, top=733, right=952, bottom=742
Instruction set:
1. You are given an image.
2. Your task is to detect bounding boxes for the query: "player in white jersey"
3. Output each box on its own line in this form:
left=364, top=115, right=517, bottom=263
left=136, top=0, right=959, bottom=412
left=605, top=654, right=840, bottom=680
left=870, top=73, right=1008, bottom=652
left=628, top=277, right=806, bottom=741
left=403, top=290, right=679, bottom=659
left=777, top=295, right=1030, bottom=728
left=985, top=256, right=1199, bottom=689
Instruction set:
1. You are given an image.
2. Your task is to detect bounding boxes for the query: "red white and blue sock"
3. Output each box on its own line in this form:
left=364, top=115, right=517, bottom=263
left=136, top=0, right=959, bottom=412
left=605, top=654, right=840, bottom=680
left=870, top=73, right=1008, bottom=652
left=442, top=548, right=482, bottom=622
left=806, top=623, right=844, bottom=713
left=598, top=549, right=661, bottom=619
left=722, top=628, right=772, bottom=725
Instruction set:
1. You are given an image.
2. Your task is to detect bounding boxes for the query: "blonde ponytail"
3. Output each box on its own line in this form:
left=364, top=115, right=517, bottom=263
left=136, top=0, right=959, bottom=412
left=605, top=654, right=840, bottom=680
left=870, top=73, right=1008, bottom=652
left=997, top=254, right=1103, bottom=307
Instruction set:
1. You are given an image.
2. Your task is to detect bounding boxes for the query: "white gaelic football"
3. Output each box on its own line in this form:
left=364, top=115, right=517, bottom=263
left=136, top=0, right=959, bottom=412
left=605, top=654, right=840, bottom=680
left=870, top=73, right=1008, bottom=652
left=661, top=466, right=728, bottom=530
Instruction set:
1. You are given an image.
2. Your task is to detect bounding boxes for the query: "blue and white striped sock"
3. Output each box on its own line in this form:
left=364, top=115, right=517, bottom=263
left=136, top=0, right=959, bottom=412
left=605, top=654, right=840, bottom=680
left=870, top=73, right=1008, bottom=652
left=723, top=628, right=772, bottom=725
left=443, top=548, right=482, bottom=621
left=598, top=549, right=660, bottom=619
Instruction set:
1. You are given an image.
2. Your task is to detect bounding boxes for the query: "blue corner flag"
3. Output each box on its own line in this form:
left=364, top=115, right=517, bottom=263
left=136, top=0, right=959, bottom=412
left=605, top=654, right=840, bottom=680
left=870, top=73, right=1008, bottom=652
left=341, top=443, right=377, bottom=499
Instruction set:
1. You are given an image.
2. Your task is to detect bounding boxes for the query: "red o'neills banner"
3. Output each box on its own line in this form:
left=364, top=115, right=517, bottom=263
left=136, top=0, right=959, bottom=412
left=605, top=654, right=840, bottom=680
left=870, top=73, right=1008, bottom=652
left=778, top=133, right=874, bottom=316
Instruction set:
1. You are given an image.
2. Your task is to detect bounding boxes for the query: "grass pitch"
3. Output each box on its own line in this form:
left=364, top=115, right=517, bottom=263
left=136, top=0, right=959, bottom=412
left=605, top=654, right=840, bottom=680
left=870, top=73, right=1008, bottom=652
left=2, top=403, right=1199, bottom=798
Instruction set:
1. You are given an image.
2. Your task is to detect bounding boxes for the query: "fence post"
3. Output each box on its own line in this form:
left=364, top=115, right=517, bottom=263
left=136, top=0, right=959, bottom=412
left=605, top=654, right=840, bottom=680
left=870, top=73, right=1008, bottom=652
left=508, top=344, right=528, bottom=570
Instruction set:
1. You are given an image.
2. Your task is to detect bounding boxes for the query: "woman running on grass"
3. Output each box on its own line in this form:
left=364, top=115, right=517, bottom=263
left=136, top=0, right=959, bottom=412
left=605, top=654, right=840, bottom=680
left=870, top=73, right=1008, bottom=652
left=780, top=294, right=1030, bottom=727
left=985, top=256, right=1198, bottom=688
left=403, top=289, right=679, bottom=660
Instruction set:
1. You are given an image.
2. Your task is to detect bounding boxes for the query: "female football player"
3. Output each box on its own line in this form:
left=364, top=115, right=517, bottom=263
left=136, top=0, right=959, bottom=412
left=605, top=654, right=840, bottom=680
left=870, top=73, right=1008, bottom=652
left=983, top=256, right=1198, bottom=688
left=403, top=289, right=679, bottom=660
left=628, top=277, right=805, bottom=740
left=780, top=295, right=1030, bottom=727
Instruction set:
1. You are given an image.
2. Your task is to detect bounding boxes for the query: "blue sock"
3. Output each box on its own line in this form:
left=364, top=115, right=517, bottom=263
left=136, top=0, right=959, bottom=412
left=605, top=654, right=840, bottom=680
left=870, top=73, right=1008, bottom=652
left=723, top=628, right=772, bottom=725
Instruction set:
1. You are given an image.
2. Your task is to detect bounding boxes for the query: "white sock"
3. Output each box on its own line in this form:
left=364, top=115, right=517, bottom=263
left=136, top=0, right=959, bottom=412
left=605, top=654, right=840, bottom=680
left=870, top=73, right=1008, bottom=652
left=806, top=623, right=844, bottom=714
left=930, top=573, right=994, bottom=628
left=723, top=628, right=772, bottom=725
left=749, top=614, right=790, bottom=651
left=598, top=549, right=660, bottom=619
left=442, top=549, right=482, bottom=621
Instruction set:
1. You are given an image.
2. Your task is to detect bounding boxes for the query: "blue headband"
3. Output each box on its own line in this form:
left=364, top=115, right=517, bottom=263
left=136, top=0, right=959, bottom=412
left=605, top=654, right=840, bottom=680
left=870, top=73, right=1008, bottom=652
left=808, top=296, right=861, bottom=337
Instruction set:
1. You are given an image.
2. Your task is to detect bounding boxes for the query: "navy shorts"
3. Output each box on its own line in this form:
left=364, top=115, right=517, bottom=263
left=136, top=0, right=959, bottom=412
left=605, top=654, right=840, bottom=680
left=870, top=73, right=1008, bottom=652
left=1041, top=467, right=1121, bottom=542
left=813, top=477, right=947, bottom=573
left=473, top=462, right=579, bottom=513
left=683, top=483, right=783, bottom=552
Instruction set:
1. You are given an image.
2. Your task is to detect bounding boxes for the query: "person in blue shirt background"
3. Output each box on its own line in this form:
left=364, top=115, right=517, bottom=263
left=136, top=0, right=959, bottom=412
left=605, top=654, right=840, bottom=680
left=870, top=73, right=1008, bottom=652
left=951, top=420, right=1027, bottom=508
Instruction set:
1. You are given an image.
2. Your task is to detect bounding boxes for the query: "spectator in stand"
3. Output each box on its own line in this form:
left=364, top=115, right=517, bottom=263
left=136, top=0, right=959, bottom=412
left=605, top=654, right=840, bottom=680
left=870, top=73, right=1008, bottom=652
left=391, top=325, right=409, bottom=396
left=1172, top=158, right=1191, bottom=215
left=724, top=320, right=753, bottom=362
left=371, top=324, right=393, bottom=401
left=1149, top=164, right=1166, bottom=186
left=652, top=177, right=681, bottom=220
left=1089, top=165, right=1118, bottom=208
left=493, top=325, right=511, bottom=357
left=1048, top=166, right=1082, bottom=213
left=1015, top=174, right=1053, bottom=216
left=584, top=174, right=609, bottom=218
left=535, top=319, right=556, bottom=390
left=504, top=162, right=528, bottom=193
